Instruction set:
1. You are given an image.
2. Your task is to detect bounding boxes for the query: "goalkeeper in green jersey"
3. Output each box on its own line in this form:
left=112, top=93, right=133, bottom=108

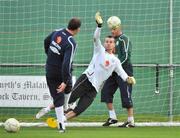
left=101, top=16, right=135, bottom=127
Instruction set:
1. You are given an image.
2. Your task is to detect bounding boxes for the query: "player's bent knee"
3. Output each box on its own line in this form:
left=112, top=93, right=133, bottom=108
left=122, top=104, right=133, bottom=108
left=101, top=99, right=113, bottom=103
left=122, top=102, right=133, bottom=108
left=72, top=108, right=82, bottom=116
left=121, top=97, right=133, bottom=108
left=101, top=96, right=113, bottom=103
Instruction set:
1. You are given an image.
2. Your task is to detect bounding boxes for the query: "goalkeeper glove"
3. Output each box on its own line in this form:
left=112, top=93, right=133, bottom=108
left=126, top=76, right=136, bottom=85
left=95, top=12, right=103, bottom=27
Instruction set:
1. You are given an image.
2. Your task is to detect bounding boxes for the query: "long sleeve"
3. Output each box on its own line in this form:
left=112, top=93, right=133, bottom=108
left=93, top=27, right=101, bottom=46
left=62, top=40, right=76, bottom=84
left=114, top=59, right=128, bottom=81
left=93, top=27, right=104, bottom=54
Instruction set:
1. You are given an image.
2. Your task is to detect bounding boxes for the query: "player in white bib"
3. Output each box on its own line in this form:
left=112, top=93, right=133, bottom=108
left=63, top=12, right=136, bottom=120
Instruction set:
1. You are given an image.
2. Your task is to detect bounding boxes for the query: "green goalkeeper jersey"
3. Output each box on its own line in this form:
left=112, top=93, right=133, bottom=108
left=115, top=34, right=132, bottom=66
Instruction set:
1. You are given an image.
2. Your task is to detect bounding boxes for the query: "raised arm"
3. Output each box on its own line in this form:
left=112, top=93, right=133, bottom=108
left=93, top=27, right=102, bottom=47
left=93, top=12, right=104, bottom=54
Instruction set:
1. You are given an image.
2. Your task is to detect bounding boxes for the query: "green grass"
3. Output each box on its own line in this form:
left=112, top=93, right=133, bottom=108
left=2, top=113, right=180, bottom=122
left=0, top=127, right=180, bottom=138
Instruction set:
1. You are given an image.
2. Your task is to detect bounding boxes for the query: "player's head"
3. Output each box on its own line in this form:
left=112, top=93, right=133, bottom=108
left=107, top=16, right=122, bottom=37
left=67, top=17, right=81, bottom=35
left=104, top=35, right=115, bottom=53
left=110, top=27, right=122, bottom=37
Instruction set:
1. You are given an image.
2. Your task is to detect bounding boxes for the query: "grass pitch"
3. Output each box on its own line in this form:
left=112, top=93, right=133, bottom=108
left=1, top=126, right=180, bottom=138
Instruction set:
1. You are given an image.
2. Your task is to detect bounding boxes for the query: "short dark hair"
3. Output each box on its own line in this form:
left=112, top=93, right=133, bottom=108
left=106, top=35, right=114, bottom=39
left=105, top=35, right=115, bottom=44
left=67, top=18, right=81, bottom=30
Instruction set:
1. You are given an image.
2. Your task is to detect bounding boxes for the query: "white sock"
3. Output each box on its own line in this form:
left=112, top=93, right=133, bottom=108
left=64, top=93, right=71, bottom=111
left=109, top=109, right=117, bottom=120
left=63, top=115, right=67, bottom=122
left=128, top=116, right=134, bottom=124
left=55, top=106, right=65, bottom=130
left=44, top=105, right=51, bottom=112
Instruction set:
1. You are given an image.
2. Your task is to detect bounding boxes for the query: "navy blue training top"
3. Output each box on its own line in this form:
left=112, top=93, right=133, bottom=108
left=44, top=28, right=76, bottom=84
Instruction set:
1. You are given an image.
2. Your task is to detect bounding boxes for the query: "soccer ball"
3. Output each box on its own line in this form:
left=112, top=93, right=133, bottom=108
left=107, top=16, right=121, bottom=29
left=4, top=118, right=20, bottom=133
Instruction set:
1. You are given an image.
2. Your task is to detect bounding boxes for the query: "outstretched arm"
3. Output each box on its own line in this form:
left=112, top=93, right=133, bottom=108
left=115, top=59, right=128, bottom=81
left=93, top=12, right=104, bottom=53
left=115, top=59, right=136, bottom=85
left=93, top=27, right=102, bottom=47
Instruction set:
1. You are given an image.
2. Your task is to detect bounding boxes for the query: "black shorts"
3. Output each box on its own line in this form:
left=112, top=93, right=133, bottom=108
left=46, top=75, right=72, bottom=107
left=68, top=74, right=97, bottom=116
left=101, top=64, right=133, bottom=108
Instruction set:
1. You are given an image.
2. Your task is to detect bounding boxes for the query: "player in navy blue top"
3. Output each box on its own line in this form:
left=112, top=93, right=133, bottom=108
left=43, top=18, right=81, bottom=133
left=45, top=28, right=76, bottom=85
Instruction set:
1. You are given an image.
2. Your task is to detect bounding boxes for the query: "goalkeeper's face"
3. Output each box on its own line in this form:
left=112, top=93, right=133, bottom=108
left=110, top=27, right=121, bottom=37
left=104, top=37, right=115, bottom=52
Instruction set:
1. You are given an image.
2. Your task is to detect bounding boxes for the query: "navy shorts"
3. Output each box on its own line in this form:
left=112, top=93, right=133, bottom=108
left=46, top=74, right=72, bottom=107
left=101, top=64, right=133, bottom=108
